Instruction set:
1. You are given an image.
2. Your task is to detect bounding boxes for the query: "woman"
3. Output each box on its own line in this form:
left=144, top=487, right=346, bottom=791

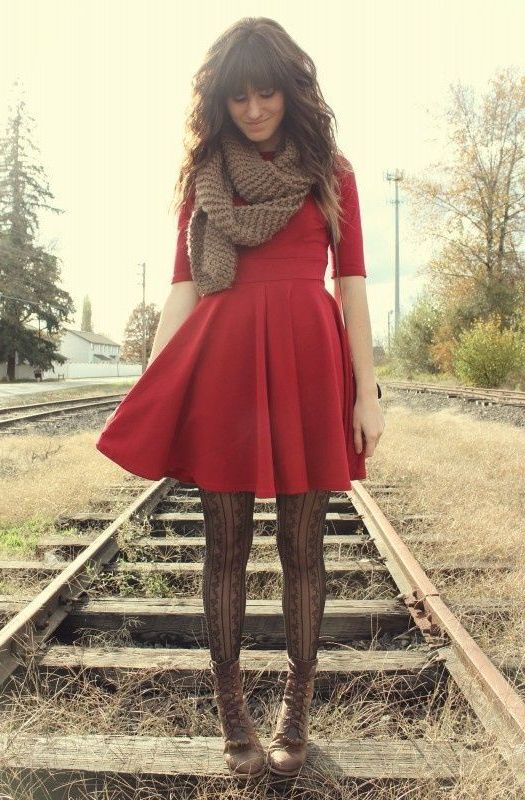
left=96, top=17, right=384, bottom=780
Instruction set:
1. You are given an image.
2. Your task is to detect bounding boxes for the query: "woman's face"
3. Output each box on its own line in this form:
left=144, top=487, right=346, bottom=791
left=226, top=84, right=285, bottom=149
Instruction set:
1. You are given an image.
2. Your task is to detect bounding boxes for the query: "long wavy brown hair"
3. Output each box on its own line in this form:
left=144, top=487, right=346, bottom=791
left=170, top=17, right=353, bottom=242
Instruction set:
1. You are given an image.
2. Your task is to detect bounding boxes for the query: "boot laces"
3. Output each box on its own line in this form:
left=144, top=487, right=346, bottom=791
left=212, top=661, right=251, bottom=736
left=223, top=687, right=245, bottom=730
left=281, top=672, right=312, bottom=738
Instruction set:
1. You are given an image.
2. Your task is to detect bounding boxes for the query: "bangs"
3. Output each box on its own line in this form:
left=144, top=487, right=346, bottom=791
left=219, top=41, right=284, bottom=99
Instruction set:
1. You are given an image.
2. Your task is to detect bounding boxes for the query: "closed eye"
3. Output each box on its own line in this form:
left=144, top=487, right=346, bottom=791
left=232, top=89, right=275, bottom=102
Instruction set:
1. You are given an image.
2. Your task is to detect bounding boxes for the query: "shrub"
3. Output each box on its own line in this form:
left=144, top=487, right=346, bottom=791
left=452, top=313, right=525, bottom=387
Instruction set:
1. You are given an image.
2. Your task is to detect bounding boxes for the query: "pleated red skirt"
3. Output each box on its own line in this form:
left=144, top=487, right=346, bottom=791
left=95, top=257, right=366, bottom=498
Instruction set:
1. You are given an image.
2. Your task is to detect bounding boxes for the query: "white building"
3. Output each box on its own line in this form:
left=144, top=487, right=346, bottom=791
left=58, top=328, right=121, bottom=363
left=0, top=326, right=143, bottom=381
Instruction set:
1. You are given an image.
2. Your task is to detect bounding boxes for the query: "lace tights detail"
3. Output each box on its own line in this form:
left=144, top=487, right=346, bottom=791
left=198, top=488, right=331, bottom=664
left=275, top=490, right=331, bottom=661
left=199, top=490, right=255, bottom=664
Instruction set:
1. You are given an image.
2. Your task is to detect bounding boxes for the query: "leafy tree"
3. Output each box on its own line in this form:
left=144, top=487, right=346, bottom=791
left=391, top=291, right=443, bottom=376
left=0, top=86, right=74, bottom=380
left=121, top=302, right=160, bottom=364
left=81, top=295, right=93, bottom=332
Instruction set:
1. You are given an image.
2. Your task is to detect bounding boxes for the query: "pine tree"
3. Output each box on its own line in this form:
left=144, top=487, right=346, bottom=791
left=0, top=84, right=75, bottom=380
left=81, top=295, right=93, bottom=332
left=121, top=302, right=161, bottom=364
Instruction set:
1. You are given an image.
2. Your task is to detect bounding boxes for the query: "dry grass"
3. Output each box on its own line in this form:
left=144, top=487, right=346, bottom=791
left=366, top=401, right=525, bottom=562
left=0, top=428, right=133, bottom=596
left=0, top=430, right=130, bottom=522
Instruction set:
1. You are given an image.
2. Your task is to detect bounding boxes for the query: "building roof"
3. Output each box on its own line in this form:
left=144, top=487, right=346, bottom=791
left=63, top=328, right=120, bottom=347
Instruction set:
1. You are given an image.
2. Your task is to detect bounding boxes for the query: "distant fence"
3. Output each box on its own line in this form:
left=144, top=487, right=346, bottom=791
left=0, top=362, right=142, bottom=381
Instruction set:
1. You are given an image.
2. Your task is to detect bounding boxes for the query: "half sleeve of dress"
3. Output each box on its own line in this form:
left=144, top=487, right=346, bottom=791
left=329, top=166, right=367, bottom=279
left=170, top=192, right=195, bottom=283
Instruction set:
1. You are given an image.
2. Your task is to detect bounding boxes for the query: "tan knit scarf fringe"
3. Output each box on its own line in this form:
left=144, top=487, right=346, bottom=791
left=187, top=130, right=315, bottom=296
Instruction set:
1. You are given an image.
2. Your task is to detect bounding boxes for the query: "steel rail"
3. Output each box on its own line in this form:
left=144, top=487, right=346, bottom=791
left=384, top=381, right=525, bottom=406
left=0, top=397, right=125, bottom=429
left=0, top=393, right=126, bottom=416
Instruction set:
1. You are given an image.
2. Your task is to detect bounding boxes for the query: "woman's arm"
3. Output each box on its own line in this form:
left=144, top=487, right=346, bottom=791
left=336, top=275, right=384, bottom=456
left=147, top=280, right=199, bottom=366
left=148, top=189, right=199, bottom=367
left=336, top=276, right=377, bottom=396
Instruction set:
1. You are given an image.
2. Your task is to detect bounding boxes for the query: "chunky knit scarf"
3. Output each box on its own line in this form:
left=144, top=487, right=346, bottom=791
left=187, top=130, right=315, bottom=296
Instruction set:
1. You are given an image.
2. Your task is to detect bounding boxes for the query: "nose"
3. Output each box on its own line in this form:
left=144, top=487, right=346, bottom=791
left=245, top=96, right=264, bottom=120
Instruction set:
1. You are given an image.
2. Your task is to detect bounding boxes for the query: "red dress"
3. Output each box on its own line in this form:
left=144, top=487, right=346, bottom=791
left=95, top=150, right=368, bottom=497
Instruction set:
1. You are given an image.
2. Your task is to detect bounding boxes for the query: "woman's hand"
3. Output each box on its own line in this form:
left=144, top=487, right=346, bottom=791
left=353, top=392, right=385, bottom=457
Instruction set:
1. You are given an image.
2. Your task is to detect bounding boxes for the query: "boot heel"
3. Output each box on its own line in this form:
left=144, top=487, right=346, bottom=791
left=210, top=656, right=267, bottom=779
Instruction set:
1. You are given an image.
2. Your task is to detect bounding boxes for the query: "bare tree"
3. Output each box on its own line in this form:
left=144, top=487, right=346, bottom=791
left=121, top=302, right=161, bottom=363
left=404, top=66, right=525, bottom=315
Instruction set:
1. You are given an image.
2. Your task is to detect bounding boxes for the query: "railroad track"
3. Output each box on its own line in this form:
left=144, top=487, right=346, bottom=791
left=0, top=478, right=524, bottom=793
left=0, top=393, right=126, bottom=430
left=383, top=380, right=525, bottom=408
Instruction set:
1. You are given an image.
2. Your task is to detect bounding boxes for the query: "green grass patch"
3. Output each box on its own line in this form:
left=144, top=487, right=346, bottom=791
left=0, top=516, right=76, bottom=558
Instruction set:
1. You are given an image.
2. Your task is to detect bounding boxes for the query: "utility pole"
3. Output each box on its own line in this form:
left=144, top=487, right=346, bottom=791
left=388, top=308, right=394, bottom=354
left=384, top=169, right=404, bottom=332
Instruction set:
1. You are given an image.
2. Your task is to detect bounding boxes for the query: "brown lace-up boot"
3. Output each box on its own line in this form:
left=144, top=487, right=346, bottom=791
left=210, top=656, right=266, bottom=779
left=266, top=655, right=318, bottom=776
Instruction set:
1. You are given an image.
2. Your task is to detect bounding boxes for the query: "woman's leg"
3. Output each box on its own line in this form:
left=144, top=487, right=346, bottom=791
left=198, top=488, right=255, bottom=662
left=197, top=487, right=265, bottom=778
left=268, top=488, right=332, bottom=776
left=275, top=489, right=332, bottom=660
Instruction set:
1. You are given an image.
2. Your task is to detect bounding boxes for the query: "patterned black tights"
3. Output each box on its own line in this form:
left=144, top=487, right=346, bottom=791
left=275, top=489, right=332, bottom=661
left=198, top=488, right=331, bottom=664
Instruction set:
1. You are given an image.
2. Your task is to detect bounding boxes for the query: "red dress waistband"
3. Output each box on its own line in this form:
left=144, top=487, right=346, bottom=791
left=232, top=258, right=325, bottom=284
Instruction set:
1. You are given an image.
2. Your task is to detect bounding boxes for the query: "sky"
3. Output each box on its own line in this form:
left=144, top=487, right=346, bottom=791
left=1, top=0, right=524, bottom=347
